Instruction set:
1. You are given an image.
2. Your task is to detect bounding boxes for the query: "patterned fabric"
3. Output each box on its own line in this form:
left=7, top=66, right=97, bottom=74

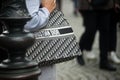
left=26, top=9, right=81, bottom=66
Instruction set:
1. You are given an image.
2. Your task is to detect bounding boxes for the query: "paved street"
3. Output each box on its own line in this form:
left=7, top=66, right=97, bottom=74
left=56, top=0, right=120, bottom=80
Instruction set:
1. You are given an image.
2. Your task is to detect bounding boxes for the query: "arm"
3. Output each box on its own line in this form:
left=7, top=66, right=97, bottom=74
left=24, top=0, right=56, bottom=32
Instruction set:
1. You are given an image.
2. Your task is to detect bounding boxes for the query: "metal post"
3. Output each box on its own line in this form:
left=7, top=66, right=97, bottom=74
left=0, top=0, right=41, bottom=80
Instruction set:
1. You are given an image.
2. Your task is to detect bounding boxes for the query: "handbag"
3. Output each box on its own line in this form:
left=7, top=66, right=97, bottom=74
left=26, top=9, right=81, bottom=66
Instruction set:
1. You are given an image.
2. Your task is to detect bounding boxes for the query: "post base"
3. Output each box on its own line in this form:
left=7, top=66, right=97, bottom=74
left=0, top=60, right=41, bottom=80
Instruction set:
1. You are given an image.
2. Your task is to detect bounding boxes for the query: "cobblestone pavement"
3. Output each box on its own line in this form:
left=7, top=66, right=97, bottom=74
left=56, top=0, right=120, bottom=80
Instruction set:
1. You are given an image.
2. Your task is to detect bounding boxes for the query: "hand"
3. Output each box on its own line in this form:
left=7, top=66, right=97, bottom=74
left=41, top=0, right=56, bottom=13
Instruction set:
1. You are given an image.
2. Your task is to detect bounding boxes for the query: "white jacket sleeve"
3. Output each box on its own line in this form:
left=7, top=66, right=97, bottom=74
left=24, top=0, right=50, bottom=32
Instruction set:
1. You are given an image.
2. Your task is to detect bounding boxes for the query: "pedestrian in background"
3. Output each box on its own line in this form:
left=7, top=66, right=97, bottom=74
left=56, top=0, right=62, bottom=10
left=72, top=0, right=79, bottom=16
left=108, top=1, right=120, bottom=64
left=77, top=0, right=119, bottom=71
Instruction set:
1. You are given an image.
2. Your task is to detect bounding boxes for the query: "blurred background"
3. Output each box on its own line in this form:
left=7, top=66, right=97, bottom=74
left=56, top=0, right=120, bottom=80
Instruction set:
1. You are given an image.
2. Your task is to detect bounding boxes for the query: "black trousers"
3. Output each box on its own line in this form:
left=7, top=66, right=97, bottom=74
left=79, top=10, right=111, bottom=62
left=108, top=9, right=119, bottom=52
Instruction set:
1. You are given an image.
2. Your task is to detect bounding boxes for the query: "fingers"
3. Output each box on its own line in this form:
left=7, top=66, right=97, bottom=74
left=54, top=0, right=56, bottom=3
left=41, top=0, right=56, bottom=13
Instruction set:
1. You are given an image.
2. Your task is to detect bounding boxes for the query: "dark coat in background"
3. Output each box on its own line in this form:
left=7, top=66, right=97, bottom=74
left=78, top=0, right=117, bottom=10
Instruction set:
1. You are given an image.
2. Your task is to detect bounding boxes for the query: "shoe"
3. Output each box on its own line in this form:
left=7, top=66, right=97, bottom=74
left=100, top=62, right=116, bottom=71
left=76, top=55, right=85, bottom=65
left=83, top=50, right=96, bottom=59
left=109, top=51, right=120, bottom=64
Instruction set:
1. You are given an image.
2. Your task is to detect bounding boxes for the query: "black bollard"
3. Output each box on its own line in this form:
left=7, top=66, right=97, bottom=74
left=0, top=0, right=41, bottom=80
